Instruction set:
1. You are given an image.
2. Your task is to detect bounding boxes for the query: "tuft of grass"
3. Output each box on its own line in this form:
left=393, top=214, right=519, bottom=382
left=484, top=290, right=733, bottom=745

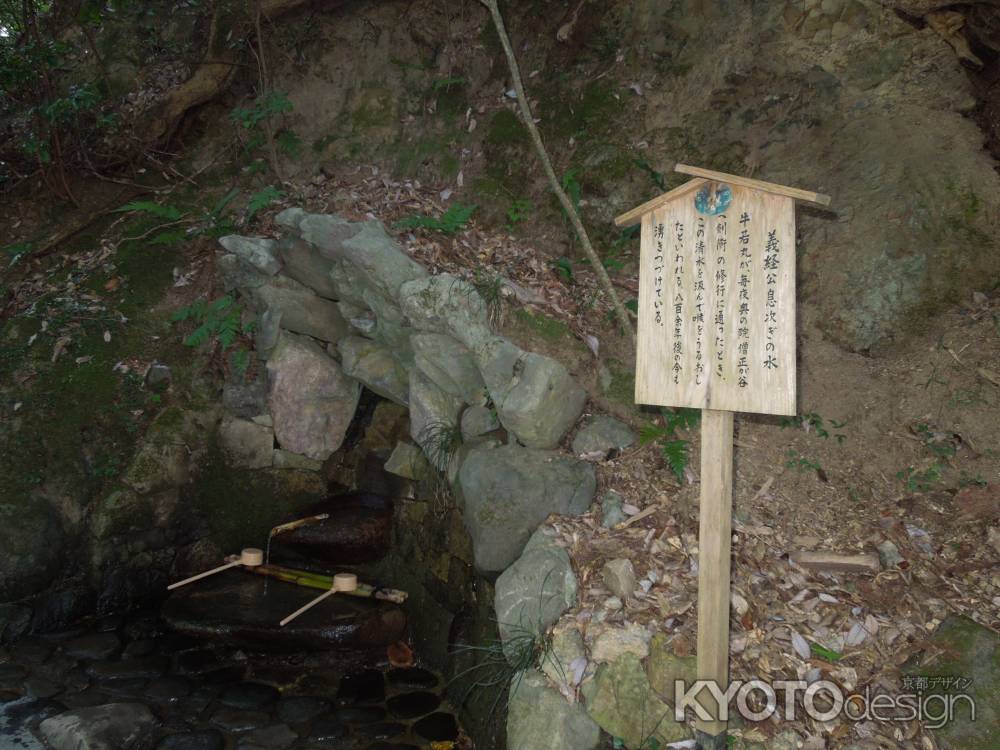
left=471, top=269, right=506, bottom=328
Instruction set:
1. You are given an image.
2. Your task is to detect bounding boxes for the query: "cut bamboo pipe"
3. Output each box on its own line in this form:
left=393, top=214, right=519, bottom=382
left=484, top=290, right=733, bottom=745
left=268, top=513, right=330, bottom=538
left=279, top=573, right=358, bottom=627
left=167, top=547, right=263, bottom=590
left=233, top=559, right=408, bottom=603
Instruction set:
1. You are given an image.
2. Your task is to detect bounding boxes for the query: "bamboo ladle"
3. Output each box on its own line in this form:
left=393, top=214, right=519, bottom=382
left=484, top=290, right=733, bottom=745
left=167, top=547, right=264, bottom=590
left=279, top=572, right=358, bottom=627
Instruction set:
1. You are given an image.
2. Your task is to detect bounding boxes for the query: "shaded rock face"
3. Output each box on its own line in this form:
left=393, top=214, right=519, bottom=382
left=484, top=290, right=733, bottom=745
left=458, top=444, right=596, bottom=573
left=266, top=332, right=361, bottom=461
left=476, top=336, right=587, bottom=449
left=160, top=571, right=406, bottom=651
left=39, top=702, right=158, bottom=750
left=0, top=501, right=64, bottom=602
left=339, top=336, right=409, bottom=406
left=507, top=669, right=600, bottom=750
left=494, top=529, right=577, bottom=661
left=269, top=493, right=393, bottom=566
left=250, top=276, right=349, bottom=344
left=277, top=236, right=339, bottom=299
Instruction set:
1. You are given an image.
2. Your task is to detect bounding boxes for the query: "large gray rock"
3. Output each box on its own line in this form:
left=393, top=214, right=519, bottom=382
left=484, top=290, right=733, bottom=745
left=223, top=377, right=268, bottom=419
left=572, top=416, right=637, bottom=457
left=507, top=669, right=600, bottom=750
left=218, top=416, right=273, bottom=469
left=218, top=254, right=269, bottom=292
left=296, top=213, right=427, bottom=300
left=39, top=703, right=158, bottom=750
left=408, top=370, right=463, bottom=470
left=583, top=654, right=689, bottom=748
left=266, top=332, right=361, bottom=461
left=277, top=236, right=339, bottom=298
left=907, top=616, right=999, bottom=750
left=460, top=404, right=500, bottom=440
left=476, top=336, right=587, bottom=449
left=399, top=274, right=493, bottom=352
left=411, top=333, right=486, bottom=404
left=362, top=287, right=415, bottom=365
left=250, top=276, right=348, bottom=344
left=495, top=528, right=577, bottom=662
left=0, top=501, right=64, bottom=601
left=338, top=336, right=409, bottom=405
left=458, top=444, right=596, bottom=573
left=218, top=236, right=281, bottom=276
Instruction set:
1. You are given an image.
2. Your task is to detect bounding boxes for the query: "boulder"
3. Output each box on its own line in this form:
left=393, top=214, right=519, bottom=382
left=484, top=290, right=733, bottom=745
left=223, top=376, right=269, bottom=419
left=296, top=213, right=427, bottom=299
left=250, top=277, right=349, bottom=344
left=408, top=370, right=463, bottom=470
left=600, top=490, right=627, bottom=529
left=476, top=336, right=587, bottom=449
left=338, top=336, right=409, bottom=405
left=277, top=236, right=339, bottom=298
left=0, top=500, right=64, bottom=601
left=363, top=287, right=415, bottom=365
left=906, top=616, right=999, bottom=750
left=218, top=416, right=273, bottom=469
left=218, top=236, right=281, bottom=276
left=495, top=528, right=577, bottom=662
left=572, top=416, right=637, bottom=457
left=384, top=443, right=431, bottom=481
left=460, top=405, right=500, bottom=440
left=411, top=333, right=485, bottom=404
left=398, top=274, right=493, bottom=352
left=458, top=444, right=596, bottom=572
left=338, top=300, right=377, bottom=336
left=540, top=627, right=588, bottom=692
left=507, top=669, right=600, bottom=750
left=646, top=633, right=697, bottom=704
left=39, top=703, right=158, bottom=750
left=255, top=308, right=282, bottom=359
left=602, top=558, right=637, bottom=601
left=272, top=450, right=323, bottom=471
left=583, top=654, right=689, bottom=748
left=266, top=332, right=361, bottom=461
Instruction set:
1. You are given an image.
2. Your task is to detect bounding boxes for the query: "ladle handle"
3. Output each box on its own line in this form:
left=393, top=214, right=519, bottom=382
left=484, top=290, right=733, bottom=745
left=167, top=560, right=239, bottom=590
left=280, top=588, right=337, bottom=627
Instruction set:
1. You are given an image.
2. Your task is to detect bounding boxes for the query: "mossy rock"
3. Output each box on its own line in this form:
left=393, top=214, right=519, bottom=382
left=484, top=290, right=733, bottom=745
left=905, top=616, right=999, bottom=750
left=511, top=308, right=571, bottom=343
left=191, top=443, right=327, bottom=552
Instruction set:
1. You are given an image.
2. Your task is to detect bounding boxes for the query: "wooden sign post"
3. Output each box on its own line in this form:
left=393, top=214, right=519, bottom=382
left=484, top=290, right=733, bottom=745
left=615, top=165, right=830, bottom=749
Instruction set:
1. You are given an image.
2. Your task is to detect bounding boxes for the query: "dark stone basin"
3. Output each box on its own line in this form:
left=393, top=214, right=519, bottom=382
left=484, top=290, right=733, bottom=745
left=269, top=492, right=393, bottom=566
left=161, top=571, right=405, bottom=651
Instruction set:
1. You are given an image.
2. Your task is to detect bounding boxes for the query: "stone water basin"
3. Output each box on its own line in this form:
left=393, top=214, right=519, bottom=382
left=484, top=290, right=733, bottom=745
left=161, top=571, right=406, bottom=652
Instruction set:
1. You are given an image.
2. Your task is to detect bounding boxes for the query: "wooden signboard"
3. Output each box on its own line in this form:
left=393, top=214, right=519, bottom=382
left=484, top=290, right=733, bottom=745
left=615, top=164, right=830, bottom=748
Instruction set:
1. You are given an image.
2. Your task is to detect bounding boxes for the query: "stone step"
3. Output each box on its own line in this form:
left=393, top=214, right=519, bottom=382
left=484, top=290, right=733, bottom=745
left=267, top=492, right=393, bottom=568
left=161, top=571, right=405, bottom=651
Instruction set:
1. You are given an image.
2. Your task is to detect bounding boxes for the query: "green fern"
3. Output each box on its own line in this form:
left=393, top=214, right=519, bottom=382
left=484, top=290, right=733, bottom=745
left=395, top=203, right=476, bottom=234
left=113, top=201, right=184, bottom=221
left=246, top=186, right=284, bottom=221
left=172, top=295, right=245, bottom=352
left=640, top=408, right=699, bottom=483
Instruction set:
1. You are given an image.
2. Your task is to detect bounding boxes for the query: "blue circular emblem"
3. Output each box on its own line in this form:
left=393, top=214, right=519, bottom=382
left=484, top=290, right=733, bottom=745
left=694, top=183, right=732, bottom=216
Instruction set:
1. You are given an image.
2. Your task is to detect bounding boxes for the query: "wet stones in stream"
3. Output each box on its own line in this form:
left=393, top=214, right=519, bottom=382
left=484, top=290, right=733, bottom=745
left=0, top=609, right=467, bottom=750
left=160, top=570, right=406, bottom=651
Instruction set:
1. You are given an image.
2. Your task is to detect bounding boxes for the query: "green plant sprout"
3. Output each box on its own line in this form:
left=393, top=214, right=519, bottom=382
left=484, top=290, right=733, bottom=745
left=640, top=408, right=700, bottom=483
left=395, top=203, right=476, bottom=234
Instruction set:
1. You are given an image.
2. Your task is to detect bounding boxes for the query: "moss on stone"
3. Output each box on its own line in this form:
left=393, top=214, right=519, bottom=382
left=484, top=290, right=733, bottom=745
left=603, top=357, right=635, bottom=406
left=513, top=308, right=571, bottom=342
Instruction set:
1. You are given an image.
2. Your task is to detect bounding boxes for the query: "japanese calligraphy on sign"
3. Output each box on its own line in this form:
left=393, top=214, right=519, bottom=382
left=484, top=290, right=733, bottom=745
left=613, top=165, right=828, bottom=417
